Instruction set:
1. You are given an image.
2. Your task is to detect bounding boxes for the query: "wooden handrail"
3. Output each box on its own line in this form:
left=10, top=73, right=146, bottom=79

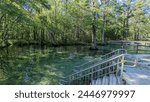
left=65, top=54, right=125, bottom=85
left=70, top=54, right=124, bottom=77
left=69, top=62, right=123, bottom=81
left=74, top=49, right=126, bottom=70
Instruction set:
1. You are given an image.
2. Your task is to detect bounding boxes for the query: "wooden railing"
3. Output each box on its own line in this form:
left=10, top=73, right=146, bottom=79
left=74, top=49, right=127, bottom=71
left=145, top=43, right=150, bottom=47
left=63, top=54, right=125, bottom=85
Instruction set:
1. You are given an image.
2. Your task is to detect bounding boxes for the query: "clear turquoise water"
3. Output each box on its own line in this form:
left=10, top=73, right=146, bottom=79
left=0, top=45, right=149, bottom=85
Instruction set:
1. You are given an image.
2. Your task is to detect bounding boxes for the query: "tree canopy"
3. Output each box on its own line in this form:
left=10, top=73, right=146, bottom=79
left=0, top=0, right=150, bottom=47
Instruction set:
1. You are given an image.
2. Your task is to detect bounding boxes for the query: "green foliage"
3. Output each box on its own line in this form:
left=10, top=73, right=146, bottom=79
left=0, top=0, right=150, bottom=47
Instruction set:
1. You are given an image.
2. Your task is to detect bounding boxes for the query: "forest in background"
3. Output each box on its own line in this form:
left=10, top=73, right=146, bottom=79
left=0, top=0, right=150, bottom=49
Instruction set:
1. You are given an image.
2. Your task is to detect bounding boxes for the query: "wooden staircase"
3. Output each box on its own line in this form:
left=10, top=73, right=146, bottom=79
left=91, top=74, right=122, bottom=85
left=60, top=49, right=127, bottom=85
left=74, top=49, right=127, bottom=72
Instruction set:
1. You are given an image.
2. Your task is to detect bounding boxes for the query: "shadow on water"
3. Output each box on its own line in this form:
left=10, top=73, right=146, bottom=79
left=0, top=45, right=103, bottom=84
left=0, top=44, right=149, bottom=85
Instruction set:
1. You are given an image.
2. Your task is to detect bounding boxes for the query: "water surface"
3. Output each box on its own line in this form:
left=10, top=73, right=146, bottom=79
left=0, top=44, right=149, bottom=84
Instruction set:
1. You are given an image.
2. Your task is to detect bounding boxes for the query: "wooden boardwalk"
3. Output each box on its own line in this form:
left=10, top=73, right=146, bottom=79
left=61, top=49, right=127, bottom=85
left=74, top=49, right=127, bottom=71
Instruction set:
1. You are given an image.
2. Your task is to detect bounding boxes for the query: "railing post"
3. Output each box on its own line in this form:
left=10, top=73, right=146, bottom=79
left=118, top=49, right=120, bottom=55
left=120, top=55, right=124, bottom=77
left=91, top=67, right=93, bottom=82
left=116, top=57, right=119, bottom=75
left=125, top=49, right=127, bottom=54
left=64, top=49, right=126, bottom=85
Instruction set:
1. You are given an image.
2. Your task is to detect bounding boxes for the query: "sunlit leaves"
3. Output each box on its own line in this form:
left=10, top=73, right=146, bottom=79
left=0, top=0, right=150, bottom=47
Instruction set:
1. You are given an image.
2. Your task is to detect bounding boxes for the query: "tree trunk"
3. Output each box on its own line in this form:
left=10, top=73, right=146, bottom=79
left=137, top=28, right=140, bottom=40
left=41, top=28, right=45, bottom=45
left=123, top=13, right=126, bottom=39
left=90, top=11, right=98, bottom=50
left=134, top=27, right=137, bottom=40
left=125, top=0, right=132, bottom=40
left=33, top=27, right=37, bottom=41
left=126, top=13, right=129, bottom=40
left=90, top=1, right=98, bottom=50
left=102, top=13, right=106, bottom=45
left=76, top=18, right=80, bottom=39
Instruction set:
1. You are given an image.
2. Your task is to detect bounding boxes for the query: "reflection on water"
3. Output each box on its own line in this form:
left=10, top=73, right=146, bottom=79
left=0, top=46, right=109, bottom=85
left=0, top=45, right=149, bottom=85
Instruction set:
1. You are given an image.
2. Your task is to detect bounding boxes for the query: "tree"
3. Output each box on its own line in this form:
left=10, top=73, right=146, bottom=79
left=90, top=0, right=98, bottom=50
left=0, top=0, right=150, bottom=48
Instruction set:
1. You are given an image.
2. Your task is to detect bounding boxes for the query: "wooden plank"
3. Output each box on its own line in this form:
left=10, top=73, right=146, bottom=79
left=96, top=78, right=102, bottom=85
left=109, top=74, right=117, bottom=85
left=102, top=76, right=109, bottom=85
